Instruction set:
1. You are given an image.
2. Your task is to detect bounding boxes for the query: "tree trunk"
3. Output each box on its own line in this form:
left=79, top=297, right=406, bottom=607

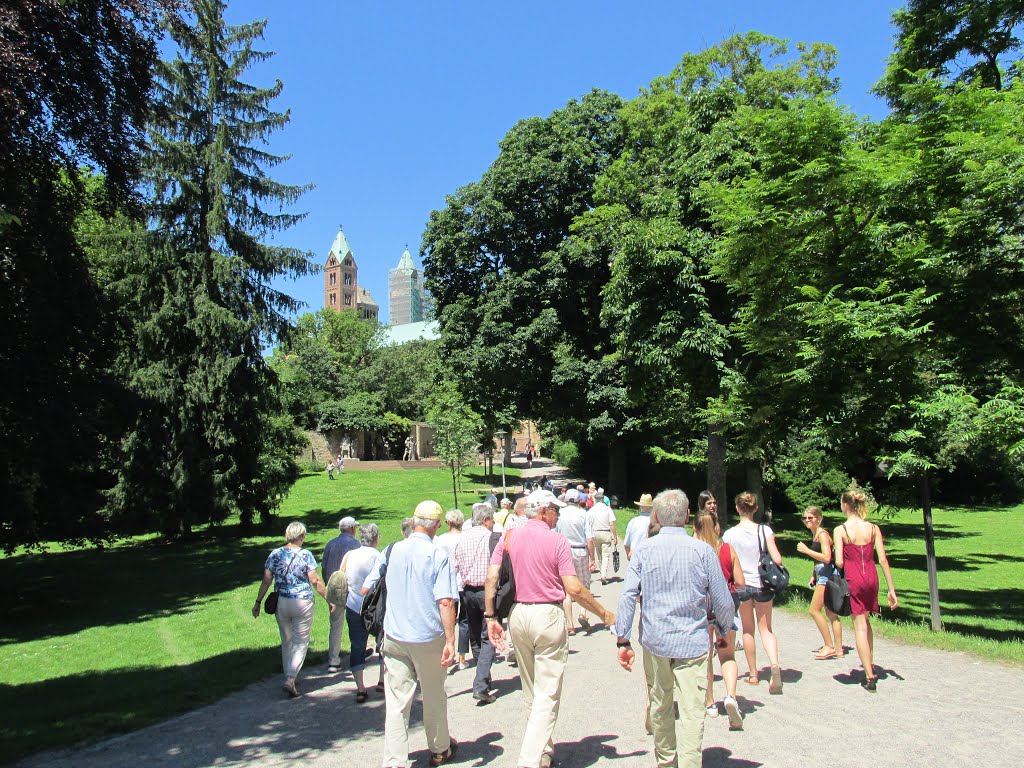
left=608, top=439, right=628, bottom=502
left=707, top=424, right=727, bottom=525
left=921, top=470, right=943, bottom=631
left=451, top=466, right=459, bottom=509
left=746, top=461, right=765, bottom=522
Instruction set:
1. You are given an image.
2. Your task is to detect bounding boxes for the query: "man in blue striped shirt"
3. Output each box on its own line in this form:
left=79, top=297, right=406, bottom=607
left=614, top=489, right=734, bottom=768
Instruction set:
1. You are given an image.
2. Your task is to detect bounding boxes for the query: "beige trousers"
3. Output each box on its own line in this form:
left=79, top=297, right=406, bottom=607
left=508, top=603, right=568, bottom=768
left=592, top=530, right=614, bottom=580
left=275, top=596, right=314, bottom=681
left=645, top=649, right=710, bottom=768
left=327, top=599, right=345, bottom=666
left=381, top=635, right=451, bottom=767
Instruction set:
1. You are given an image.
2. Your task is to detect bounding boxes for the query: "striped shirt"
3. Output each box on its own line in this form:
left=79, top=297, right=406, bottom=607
left=615, top=527, right=734, bottom=659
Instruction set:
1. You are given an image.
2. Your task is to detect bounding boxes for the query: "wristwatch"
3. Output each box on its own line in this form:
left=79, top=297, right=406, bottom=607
left=616, top=639, right=632, bottom=648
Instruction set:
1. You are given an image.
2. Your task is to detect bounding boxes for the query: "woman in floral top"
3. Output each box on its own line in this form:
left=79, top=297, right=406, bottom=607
left=253, top=521, right=332, bottom=697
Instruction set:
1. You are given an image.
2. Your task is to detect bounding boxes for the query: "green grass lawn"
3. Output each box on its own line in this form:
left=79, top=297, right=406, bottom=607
left=0, top=466, right=517, bottom=764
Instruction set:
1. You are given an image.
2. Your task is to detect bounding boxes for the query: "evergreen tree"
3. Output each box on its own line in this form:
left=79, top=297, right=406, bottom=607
left=110, top=0, right=311, bottom=536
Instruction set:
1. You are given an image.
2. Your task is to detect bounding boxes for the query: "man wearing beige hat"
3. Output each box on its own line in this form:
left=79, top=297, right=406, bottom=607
left=362, top=500, right=460, bottom=768
left=624, top=494, right=654, bottom=560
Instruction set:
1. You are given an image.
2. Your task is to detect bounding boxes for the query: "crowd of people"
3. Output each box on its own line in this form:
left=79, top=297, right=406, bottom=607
left=252, top=481, right=897, bottom=768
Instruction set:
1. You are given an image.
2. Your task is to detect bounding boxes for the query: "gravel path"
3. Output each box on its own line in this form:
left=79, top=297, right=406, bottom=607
left=22, top=461, right=1024, bottom=767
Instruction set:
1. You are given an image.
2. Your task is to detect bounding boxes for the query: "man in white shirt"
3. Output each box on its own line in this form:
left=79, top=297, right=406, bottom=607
left=556, top=489, right=595, bottom=630
left=587, top=494, right=618, bottom=584
left=624, top=493, right=654, bottom=560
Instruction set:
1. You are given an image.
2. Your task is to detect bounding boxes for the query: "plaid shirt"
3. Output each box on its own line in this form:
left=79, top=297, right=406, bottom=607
left=452, top=525, right=494, bottom=589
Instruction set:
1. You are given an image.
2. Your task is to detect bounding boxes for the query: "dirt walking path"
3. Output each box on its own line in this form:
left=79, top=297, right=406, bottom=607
left=22, top=463, right=1024, bottom=767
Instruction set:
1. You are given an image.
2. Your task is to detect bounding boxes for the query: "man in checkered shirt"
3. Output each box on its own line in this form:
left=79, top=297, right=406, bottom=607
left=452, top=502, right=500, bottom=703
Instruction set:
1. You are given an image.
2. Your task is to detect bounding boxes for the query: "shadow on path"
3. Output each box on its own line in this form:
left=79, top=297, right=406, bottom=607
left=554, top=734, right=647, bottom=767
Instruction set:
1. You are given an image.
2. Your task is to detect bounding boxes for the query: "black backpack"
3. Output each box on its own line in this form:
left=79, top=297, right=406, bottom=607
left=361, top=543, right=395, bottom=636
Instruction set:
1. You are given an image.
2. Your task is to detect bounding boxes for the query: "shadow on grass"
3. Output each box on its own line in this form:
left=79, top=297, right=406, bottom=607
left=0, top=507, right=386, bottom=646
left=896, top=587, right=1024, bottom=642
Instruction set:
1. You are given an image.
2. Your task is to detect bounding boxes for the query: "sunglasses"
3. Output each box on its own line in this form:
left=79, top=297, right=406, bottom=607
left=801, top=516, right=817, bottom=521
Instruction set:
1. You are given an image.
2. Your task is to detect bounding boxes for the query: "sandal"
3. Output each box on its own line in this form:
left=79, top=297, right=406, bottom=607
left=567, top=628, right=576, bottom=636
left=815, top=648, right=837, bottom=660
left=744, top=673, right=759, bottom=685
left=430, top=739, right=458, bottom=766
left=375, top=682, right=385, bottom=693
left=356, top=690, right=368, bottom=703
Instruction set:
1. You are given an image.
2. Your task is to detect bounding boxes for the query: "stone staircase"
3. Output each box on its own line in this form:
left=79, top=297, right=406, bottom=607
left=342, top=459, right=445, bottom=471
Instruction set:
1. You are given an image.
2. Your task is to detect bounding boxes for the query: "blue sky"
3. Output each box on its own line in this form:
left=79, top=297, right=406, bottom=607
left=226, top=1, right=901, bottom=325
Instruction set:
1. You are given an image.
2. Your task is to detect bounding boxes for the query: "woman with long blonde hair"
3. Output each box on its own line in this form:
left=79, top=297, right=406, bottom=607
left=833, top=487, right=898, bottom=692
left=693, top=494, right=745, bottom=730
left=796, top=506, right=843, bottom=659
left=722, top=492, right=785, bottom=695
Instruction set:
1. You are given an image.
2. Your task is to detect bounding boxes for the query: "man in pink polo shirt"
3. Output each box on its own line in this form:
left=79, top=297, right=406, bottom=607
left=485, top=490, right=615, bottom=768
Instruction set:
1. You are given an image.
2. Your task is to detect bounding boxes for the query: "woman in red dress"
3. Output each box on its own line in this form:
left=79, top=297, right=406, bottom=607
left=833, top=487, right=898, bottom=692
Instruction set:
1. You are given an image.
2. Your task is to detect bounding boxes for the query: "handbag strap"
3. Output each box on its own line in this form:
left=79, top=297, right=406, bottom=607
left=758, top=525, right=767, bottom=554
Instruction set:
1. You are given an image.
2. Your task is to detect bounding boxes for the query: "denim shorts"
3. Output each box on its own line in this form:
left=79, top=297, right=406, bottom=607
left=737, top=586, right=775, bottom=603
left=813, top=563, right=835, bottom=587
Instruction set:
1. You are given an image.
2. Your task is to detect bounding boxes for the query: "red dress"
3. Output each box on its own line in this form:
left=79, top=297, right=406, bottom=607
left=843, top=533, right=880, bottom=616
left=718, top=543, right=736, bottom=592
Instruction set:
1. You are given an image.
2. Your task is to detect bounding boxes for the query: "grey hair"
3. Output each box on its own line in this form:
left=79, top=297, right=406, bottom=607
left=653, top=489, right=689, bottom=528
left=472, top=502, right=495, bottom=526
left=524, top=501, right=544, bottom=519
left=413, top=516, right=441, bottom=531
left=446, top=509, right=465, bottom=529
left=400, top=517, right=415, bottom=538
left=359, top=523, right=380, bottom=547
left=284, top=521, right=307, bottom=543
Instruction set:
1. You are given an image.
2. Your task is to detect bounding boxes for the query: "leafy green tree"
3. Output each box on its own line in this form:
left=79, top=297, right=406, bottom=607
left=110, top=0, right=312, bottom=537
left=428, top=384, right=483, bottom=508
left=0, top=1, right=175, bottom=550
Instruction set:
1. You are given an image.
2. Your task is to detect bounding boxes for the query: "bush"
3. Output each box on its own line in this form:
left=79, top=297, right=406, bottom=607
left=772, top=435, right=851, bottom=514
left=297, top=457, right=324, bottom=475
left=550, top=438, right=580, bottom=469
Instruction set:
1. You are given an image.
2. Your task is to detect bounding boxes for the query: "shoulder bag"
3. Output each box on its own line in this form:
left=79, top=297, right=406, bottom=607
left=494, top=532, right=517, bottom=620
left=326, top=550, right=352, bottom=607
left=361, top=544, right=395, bottom=636
left=757, top=526, right=790, bottom=593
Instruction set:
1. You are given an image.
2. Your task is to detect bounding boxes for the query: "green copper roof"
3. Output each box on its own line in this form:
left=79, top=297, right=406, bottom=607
left=394, top=246, right=415, bottom=272
left=328, top=227, right=353, bottom=263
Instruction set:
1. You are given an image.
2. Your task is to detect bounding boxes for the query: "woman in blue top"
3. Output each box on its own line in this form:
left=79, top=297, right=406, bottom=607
left=253, top=521, right=332, bottom=697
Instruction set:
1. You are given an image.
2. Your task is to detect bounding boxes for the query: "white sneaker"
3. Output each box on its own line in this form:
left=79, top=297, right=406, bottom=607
left=457, top=661, right=469, bottom=671
left=724, top=696, right=743, bottom=730
left=706, top=704, right=719, bottom=717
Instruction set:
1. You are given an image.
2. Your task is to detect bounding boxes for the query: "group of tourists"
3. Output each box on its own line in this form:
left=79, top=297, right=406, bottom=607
left=252, top=481, right=897, bottom=768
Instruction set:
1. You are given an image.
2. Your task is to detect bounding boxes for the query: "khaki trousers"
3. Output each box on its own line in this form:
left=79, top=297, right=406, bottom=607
left=645, top=649, right=710, bottom=768
left=592, top=530, right=614, bottom=580
left=508, top=603, right=568, bottom=768
left=275, top=596, right=314, bottom=681
left=381, top=635, right=451, bottom=767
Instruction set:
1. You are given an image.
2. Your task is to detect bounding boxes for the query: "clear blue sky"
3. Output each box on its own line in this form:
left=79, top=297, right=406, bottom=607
left=226, top=1, right=901, bottom=325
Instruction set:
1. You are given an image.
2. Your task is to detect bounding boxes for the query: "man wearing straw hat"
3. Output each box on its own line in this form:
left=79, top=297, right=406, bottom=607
left=624, top=494, right=654, bottom=560
left=362, top=500, right=460, bottom=768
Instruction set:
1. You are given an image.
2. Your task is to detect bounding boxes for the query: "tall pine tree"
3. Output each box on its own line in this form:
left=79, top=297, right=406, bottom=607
left=110, top=0, right=311, bottom=537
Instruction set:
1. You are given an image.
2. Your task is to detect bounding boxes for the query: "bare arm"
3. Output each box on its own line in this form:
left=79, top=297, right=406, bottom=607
left=438, top=597, right=457, bottom=665
left=731, top=549, right=746, bottom=589
left=766, top=533, right=783, bottom=566
left=797, top=531, right=832, bottom=564
left=561, top=574, right=615, bottom=625
left=252, top=569, right=273, bottom=618
left=833, top=526, right=845, bottom=569
left=484, top=563, right=505, bottom=651
left=874, top=526, right=898, bottom=609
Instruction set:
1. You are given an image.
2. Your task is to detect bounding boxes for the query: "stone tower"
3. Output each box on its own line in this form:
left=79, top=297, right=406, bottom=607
left=324, top=227, right=377, bottom=321
left=388, top=246, right=424, bottom=326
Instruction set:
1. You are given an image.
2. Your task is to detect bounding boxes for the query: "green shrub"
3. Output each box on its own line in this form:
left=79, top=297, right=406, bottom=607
left=772, top=435, right=851, bottom=513
left=550, top=438, right=580, bottom=469
left=297, top=457, right=324, bottom=474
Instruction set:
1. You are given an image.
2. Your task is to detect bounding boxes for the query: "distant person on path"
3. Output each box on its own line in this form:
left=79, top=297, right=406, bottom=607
left=486, top=487, right=499, bottom=509
left=327, top=459, right=336, bottom=480
left=323, top=516, right=361, bottom=673
left=252, top=521, right=332, bottom=698
left=615, top=490, right=735, bottom=768
left=693, top=499, right=745, bottom=730
left=834, top=487, right=898, bottom=693
left=362, top=500, right=459, bottom=767
left=495, top=497, right=516, bottom=530
left=452, top=503, right=501, bottom=703
left=587, top=492, right=617, bottom=584
left=797, top=505, right=844, bottom=660
left=486, top=490, right=615, bottom=768
left=435, top=510, right=469, bottom=669
left=337, top=453, right=345, bottom=474
left=343, top=524, right=385, bottom=702
left=723, top=491, right=785, bottom=694
left=556, top=489, right=595, bottom=633
left=526, top=443, right=534, bottom=467
left=624, top=493, right=654, bottom=560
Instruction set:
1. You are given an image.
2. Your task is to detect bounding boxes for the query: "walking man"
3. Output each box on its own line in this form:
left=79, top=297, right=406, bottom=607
left=555, top=489, right=594, bottom=632
left=624, top=493, right=654, bottom=560
left=323, top=516, right=361, bottom=673
left=486, top=490, right=615, bottom=768
left=452, top=503, right=500, bottom=703
left=587, top=492, right=617, bottom=584
left=362, top=501, right=459, bottom=768
left=615, top=490, right=734, bottom=768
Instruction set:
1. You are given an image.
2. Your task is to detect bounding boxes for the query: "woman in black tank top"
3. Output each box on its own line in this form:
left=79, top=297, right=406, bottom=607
left=797, top=506, right=843, bottom=660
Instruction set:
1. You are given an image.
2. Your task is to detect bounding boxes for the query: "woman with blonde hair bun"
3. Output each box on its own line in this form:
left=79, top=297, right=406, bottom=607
left=833, top=487, right=898, bottom=693
left=722, top=492, right=785, bottom=695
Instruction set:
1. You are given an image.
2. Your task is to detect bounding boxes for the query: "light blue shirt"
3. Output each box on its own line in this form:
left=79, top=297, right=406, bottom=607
left=624, top=513, right=651, bottom=552
left=265, top=547, right=317, bottom=600
left=615, top=527, right=734, bottom=659
left=362, top=532, right=459, bottom=643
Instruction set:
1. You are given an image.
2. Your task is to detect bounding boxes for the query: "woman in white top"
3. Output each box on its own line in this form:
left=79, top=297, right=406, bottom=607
left=343, top=524, right=385, bottom=702
left=722, top=492, right=785, bottom=694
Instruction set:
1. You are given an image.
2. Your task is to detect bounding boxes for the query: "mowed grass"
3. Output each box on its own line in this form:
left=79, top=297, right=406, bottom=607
left=0, top=467, right=517, bottom=764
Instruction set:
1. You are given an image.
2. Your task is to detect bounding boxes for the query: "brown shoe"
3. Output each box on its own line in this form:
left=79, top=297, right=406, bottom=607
left=430, top=739, right=458, bottom=766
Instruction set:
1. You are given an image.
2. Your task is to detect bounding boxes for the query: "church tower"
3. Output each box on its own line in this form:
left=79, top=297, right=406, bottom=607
left=388, top=245, right=424, bottom=326
left=323, top=227, right=377, bottom=320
